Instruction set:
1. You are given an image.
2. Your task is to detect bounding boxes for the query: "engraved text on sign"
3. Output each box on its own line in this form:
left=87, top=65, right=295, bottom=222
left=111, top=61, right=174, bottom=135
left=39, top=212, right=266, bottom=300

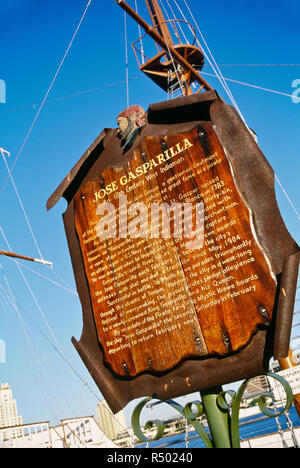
left=74, top=126, right=277, bottom=377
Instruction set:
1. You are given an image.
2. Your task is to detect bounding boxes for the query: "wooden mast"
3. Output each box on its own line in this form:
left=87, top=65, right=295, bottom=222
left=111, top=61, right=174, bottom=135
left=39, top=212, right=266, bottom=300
left=0, top=250, right=53, bottom=267
left=145, top=0, right=173, bottom=46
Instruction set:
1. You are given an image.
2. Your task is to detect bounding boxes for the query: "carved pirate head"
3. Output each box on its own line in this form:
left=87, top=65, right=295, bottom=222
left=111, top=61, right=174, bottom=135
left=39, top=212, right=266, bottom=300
left=117, top=105, right=147, bottom=149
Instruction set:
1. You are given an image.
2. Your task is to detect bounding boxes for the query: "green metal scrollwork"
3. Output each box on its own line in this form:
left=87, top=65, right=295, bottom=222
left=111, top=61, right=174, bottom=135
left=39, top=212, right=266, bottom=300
left=217, top=373, right=294, bottom=448
left=131, top=397, right=165, bottom=443
left=131, top=395, right=213, bottom=448
left=131, top=373, right=294, bottom=448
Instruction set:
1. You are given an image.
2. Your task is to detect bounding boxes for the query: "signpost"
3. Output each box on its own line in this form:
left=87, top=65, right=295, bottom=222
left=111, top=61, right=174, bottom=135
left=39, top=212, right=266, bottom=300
left=47, top=0, right=299, bottom=448
left=47, top=92, right=299, bottom=420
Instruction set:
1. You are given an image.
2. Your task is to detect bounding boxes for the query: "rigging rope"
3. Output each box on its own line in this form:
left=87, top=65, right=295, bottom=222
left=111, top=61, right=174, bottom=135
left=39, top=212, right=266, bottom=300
left=0, top=227, right=61, bottom=352
left=0, top=246, right=97, bottom=420
left=0, top=271, right=69, bottom=421
left=134, top=0, right=145, bottom=64
left=0, top=77, right=141, bottom=116
left=174, top=0, right=300, bottom=222
left=4, top=282, right=132, bottom=439
left=8, top=259, right=78, bottom=295
left=178, top=0, right=245, bottom=122
left=0, top=0, right=93, bottom=197
left=162, top=0, right=189, bottom=44
left=274, top=175, right=300, bottom=221
left=156, top=0, right=186, bottom=96
left=201, top=71, right=300, bottom=103
left=0, top=149, right=45, bottom=263
left=124, top=12, right=130, bottom=107
left=0, top=230, right=132, bottom=439
left=217, top=63, right=300, bottom=67
left=1, top=71, right=299, bottom=117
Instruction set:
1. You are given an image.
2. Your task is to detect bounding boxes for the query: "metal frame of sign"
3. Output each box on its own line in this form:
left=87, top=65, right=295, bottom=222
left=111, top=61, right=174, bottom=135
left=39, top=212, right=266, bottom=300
left=47, top=92, right=299, bottom=413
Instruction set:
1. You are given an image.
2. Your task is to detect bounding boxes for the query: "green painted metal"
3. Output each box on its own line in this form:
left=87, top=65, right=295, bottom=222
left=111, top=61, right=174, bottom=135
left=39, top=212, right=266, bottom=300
left=131, top=395, right=213, bottom=447
left=217, top=372, right=294, bottom=448
left=131, top=373, right=294, bottom=449
left=162, top=398, right=213, bottom=448
left=200, top=386, right=232, bottom=448
left=131, top=397, right=165, bottom=443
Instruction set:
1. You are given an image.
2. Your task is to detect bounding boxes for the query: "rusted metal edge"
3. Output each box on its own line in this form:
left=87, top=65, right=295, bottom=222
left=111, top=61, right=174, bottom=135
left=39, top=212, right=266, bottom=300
left=273, top=251, right=300, bottom=360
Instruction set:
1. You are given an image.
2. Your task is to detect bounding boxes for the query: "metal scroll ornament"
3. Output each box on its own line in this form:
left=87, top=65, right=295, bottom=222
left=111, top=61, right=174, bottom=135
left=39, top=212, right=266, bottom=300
left=131, top=373, right=294, bottom=449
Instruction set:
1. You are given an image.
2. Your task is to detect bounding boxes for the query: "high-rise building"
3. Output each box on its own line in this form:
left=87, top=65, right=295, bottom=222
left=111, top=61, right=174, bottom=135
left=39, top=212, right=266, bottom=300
left=96, top=400, right=127, bottom=440
left=245, top=375, right=269, bottom=397
left=0, top=383, right=23, bottom=441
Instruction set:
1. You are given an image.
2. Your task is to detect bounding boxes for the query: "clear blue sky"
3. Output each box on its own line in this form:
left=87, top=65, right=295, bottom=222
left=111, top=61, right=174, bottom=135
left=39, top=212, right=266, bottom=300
left=0, top=0, right=299, bottom=432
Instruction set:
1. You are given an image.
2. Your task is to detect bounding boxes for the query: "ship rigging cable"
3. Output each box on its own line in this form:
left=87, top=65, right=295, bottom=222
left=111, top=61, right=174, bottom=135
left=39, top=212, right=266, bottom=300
left=0, top=267, right=71, bottom=421
left=0, top=0, right=131, bottom=430
left=0, top=228, right=132, bottom=438
left=0, top=148, right=75, bottom=295
left=202, top=71, right=300, bottom=103
left=134, top=0, right=145, bottom=63
left=12, top=261, right=77, bottom=295
left=124, top=11, right=130, bottom=107
left=0, top=227, right=61, bottom=354
left=0, top=227, right=95, bottom=410
left=0, top=0, right=93, bottom=197
left=0, top=149, right=45, bottom=264
left=170, top=0, right=300, bottom=221
left=0, top=271, right=133, bottom=438
left=135, top=0, right=299, bottom=221
left=0, top=75, right=299, bottom=116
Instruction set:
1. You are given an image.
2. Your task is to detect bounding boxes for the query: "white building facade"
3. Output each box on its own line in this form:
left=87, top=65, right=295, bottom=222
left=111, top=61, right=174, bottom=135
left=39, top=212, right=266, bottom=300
left=0, top=383, right=22, bottom=441
left=96, top=400, right=127, bottom=441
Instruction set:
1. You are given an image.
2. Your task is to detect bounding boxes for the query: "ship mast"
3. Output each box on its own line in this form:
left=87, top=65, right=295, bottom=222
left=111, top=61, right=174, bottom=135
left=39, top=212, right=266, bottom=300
left=145, top=0, right=173, bottom=47
left=116, top=0, right=300, bottom=418
left=116, top=0, right=213, bottom=96
left=0, top=250, right=53, bottom=267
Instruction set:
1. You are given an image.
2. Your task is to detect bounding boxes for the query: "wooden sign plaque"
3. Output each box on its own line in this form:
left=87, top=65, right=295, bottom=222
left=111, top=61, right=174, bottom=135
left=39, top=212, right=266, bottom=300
left=47, top=92, right=299, bottom=413
left=74, top=125, right=276, bottom=377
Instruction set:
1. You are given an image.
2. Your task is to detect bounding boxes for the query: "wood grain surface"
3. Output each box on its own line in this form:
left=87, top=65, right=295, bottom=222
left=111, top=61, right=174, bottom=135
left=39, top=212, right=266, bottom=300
left=74, top=125, right=277, bottom=377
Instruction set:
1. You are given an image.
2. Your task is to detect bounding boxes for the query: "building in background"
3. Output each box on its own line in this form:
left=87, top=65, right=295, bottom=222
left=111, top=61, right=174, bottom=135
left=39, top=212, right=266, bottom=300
left=0, top=383, right=23, bottom=441
left=0, top=416, right=118, bottom=448
left=245, top=375, right=269, bottom=398
left=96, top=400, right=127, bottom=441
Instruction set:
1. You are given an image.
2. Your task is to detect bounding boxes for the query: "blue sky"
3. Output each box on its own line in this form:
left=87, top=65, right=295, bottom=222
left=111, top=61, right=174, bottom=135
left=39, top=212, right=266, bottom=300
left=0, top=0, right=299, bottom=432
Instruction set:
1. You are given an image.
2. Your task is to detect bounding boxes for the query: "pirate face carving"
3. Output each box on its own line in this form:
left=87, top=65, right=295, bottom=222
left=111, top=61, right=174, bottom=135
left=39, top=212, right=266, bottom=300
left=117, top=105, right=147, bottom=152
